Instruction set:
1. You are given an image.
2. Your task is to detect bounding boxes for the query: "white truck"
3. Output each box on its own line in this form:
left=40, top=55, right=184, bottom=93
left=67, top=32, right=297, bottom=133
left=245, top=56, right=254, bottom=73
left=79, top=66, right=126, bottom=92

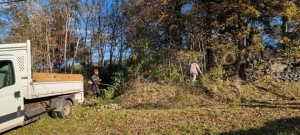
left=0, top=40, right=84, bottom=133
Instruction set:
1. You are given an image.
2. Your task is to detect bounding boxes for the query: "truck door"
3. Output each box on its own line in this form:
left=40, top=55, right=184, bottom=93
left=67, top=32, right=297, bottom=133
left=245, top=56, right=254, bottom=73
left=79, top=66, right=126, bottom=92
left=0, top=60, right=24, bottom=132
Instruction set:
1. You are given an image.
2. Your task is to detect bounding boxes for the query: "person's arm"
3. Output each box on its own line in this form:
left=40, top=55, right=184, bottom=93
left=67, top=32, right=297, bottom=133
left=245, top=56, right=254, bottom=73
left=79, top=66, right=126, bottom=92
left=196, top=64, right=203, bottom=75
left=92, top=75, right=97, bottom=82
left=94, top=75, right=101, bottom=82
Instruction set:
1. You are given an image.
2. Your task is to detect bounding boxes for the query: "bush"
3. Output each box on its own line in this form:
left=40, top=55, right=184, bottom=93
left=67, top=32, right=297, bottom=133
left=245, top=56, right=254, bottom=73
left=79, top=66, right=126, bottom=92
left=104, top=71, right=125, bottom=99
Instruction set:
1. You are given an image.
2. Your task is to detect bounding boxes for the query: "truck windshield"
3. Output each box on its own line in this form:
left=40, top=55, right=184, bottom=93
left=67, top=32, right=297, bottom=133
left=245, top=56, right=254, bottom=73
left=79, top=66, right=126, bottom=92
left=0, top=61, right=15, bottom=88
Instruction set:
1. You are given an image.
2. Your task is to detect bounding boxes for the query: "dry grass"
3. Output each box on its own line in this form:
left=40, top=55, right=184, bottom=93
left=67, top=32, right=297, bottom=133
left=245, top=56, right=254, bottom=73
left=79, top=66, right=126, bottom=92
left=4, top=80, right=300, bottom=135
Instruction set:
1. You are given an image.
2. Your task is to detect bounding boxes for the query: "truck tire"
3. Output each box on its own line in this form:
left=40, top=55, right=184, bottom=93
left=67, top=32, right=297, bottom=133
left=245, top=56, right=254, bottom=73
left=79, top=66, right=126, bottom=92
left=57, top=100, right=72, bottom=118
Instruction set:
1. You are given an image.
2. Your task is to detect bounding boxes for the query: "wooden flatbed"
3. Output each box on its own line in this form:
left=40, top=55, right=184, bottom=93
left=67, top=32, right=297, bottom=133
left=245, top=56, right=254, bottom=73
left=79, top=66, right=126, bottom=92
left=33, top=73, right=83, bottom=82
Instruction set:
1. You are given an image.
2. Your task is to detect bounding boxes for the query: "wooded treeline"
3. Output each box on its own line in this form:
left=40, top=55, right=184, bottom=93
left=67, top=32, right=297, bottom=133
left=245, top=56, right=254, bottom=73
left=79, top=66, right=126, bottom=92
left=1, top=0, right=300, bottom=83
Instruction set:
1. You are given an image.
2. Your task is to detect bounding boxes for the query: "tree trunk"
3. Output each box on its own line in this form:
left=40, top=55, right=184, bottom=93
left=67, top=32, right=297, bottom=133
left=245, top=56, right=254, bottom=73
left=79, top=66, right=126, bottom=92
left=281, top=16, right=288, bottom=52
left=64, top=5, right=72, bottom=73
left=71, top=38, right=80, bottom=74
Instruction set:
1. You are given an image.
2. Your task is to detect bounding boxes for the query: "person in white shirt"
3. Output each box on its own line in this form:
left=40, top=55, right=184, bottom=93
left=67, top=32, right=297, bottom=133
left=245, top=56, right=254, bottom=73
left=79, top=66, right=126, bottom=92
left=189, top=61, right=202, bottom=82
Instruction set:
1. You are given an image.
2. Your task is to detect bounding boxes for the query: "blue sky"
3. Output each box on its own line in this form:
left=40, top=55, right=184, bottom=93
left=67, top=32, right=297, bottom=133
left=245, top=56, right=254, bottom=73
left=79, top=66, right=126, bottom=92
left=0, top=0, right=287, bottom=65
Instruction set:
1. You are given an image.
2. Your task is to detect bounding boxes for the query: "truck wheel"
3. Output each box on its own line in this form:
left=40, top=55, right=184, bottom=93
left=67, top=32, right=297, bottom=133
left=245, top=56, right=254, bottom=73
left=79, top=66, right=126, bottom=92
left=57, top=100, right=72, bottom=118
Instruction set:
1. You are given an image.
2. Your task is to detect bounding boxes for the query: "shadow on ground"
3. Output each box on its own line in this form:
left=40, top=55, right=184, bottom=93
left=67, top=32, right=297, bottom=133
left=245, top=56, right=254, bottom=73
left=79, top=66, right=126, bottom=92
left=254, top=85, right=290, bottom=99
left=219, top=116, right=300, bottom=135
left=240, top=103, right=300, bottom=109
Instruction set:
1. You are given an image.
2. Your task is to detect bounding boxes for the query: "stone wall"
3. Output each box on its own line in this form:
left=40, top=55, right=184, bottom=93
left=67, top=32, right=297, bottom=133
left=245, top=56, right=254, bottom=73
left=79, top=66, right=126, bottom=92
left=244, top=57, right=300, bottom=82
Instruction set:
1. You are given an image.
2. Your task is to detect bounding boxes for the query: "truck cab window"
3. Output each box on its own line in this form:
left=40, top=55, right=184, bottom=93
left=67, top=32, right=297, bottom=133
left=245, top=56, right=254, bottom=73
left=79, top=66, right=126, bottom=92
left=0, top=61, right=15, bottom=88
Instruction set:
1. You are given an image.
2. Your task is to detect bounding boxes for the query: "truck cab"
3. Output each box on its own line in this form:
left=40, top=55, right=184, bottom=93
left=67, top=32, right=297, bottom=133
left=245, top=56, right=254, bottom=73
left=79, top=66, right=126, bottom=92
left=0, top=54, right=25, bottom=132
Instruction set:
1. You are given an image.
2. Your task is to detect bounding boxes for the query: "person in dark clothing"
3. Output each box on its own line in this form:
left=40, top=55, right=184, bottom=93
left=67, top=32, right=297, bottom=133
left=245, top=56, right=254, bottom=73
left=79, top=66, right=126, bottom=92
left=91, top=69, right=101, bottom=97
left=53, top=60, right=62, bottom=69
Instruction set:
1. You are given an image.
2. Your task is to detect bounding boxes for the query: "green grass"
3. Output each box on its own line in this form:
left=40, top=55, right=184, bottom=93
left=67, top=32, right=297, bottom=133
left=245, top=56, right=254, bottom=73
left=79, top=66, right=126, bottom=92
left=4, top=81, right=300, bottom=135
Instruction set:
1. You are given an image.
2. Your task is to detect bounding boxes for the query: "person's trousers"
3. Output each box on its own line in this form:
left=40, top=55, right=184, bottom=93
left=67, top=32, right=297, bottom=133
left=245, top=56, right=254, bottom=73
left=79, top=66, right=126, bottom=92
left=91, top=85, right=100, bottom=95
left=191, top=73, right=197, bottom=82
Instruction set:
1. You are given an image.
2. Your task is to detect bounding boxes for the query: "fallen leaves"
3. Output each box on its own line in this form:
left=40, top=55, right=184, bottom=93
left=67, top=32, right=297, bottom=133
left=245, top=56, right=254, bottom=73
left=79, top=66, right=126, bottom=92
left=5, top=82, right=300, bottom=135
